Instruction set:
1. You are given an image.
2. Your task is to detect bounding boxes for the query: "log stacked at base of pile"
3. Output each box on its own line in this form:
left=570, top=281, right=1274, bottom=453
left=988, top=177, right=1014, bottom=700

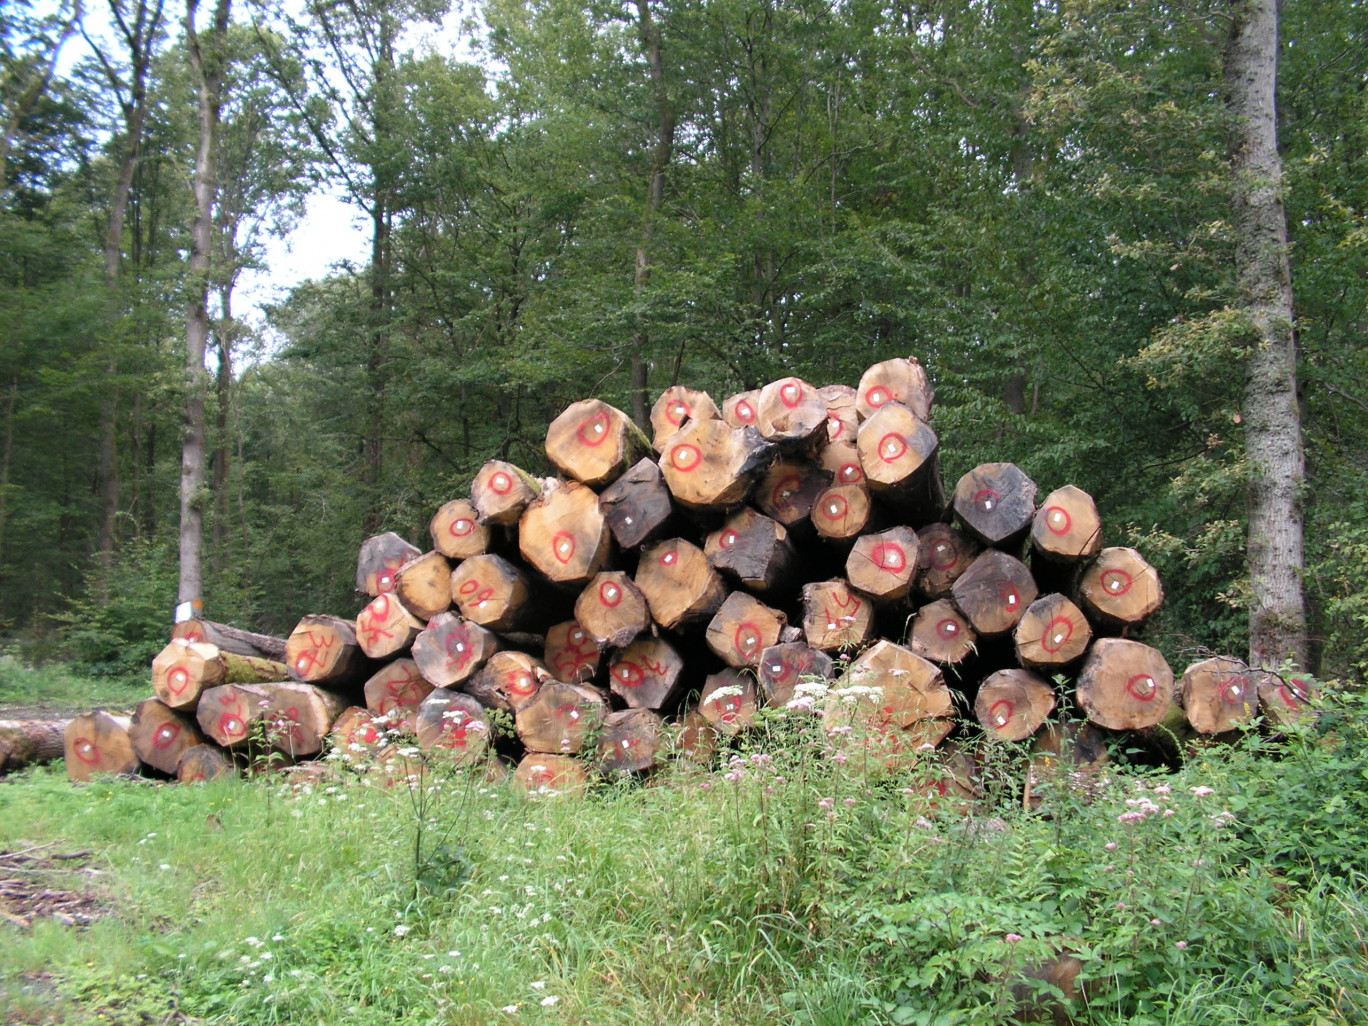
left=63, top=356, right=1311, bottom=787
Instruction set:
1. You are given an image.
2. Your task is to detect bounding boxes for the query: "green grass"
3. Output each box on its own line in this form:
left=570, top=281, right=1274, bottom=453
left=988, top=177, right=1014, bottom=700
left=0, top=656, right=150, bottom=713
left=2, top=686, right=1368, bottom=1025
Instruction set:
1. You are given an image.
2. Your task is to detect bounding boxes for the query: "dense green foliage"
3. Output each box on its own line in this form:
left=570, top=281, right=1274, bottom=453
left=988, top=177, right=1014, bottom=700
left=1, top=0, right=1366, bottom=673
left=3, top=680, right=1368, bottom=1024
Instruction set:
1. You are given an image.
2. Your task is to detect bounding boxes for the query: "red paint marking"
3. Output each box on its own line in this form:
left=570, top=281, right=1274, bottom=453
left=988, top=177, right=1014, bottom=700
left=936, top=618, right=961, bottom=641
left=1043, top=506, right=1072, bottom=535
left=377, top=571, right=395, bottom=593
left=1125, top=673, right=1158, bottom=702
left=720, top=529, right=738, bottom=549
left=552, top=531, right=576, bottom=564
left=449, top=517, right=475, bottom=538
left=865, top=385, right=891, bottom=409
left=489, top=471, right=513, bottom=495
left=219, top=714, right=246, bottom=740
left=458, top=579, right=479, bottom=596
left=658, top=549, right=678, bottom=567
left=669, top=444, right=702, bottom=472
left=1041, top=616, right=1074, bottom=653
left=779, top=380, right=803, bottom=408
left=929, top=539, right=958, bottom=571
left=666, top=400, right=691, bottom=427
left=878, top=432, right=907, bottom=463
left=714, top=696, right=741, bottom=723
left=999, top=584, right=1021, bottom=613
left=735, top=400, right=756, bottom=424
left=613, top=661, right=644, bottom=688
left=359, top=600, right=396, bottom=648
left=181, top=628, right=204, bottom=644
left=828, top=415, right=845, bottom=440
left=292, top=630, right=336, bottom=678
left=507, top=671, right=536, bottom=697
left=167, top=666, right=190, bottom=696
left=1276, top=683, right=1303, bottom=708
left=831, top=589, right=862, bottom=615
left=598, top=580, right=623, bottom=607
left=554, top=703, right=583, bottom=728
left=443, top=629, right=475, bottom=673
left=576, top=410, right=612, bottom=447
left=973, top=487, right=1000, bottom=511
left=152, top=722, right=182, bottom=750
left=441, top=710, right=471, bottom=749
left=71, top=737, right=100, bottom=766
left=871, top=542, right=906, bottom=573
left=821, top=494, right=849, bottom=522
left=1217, top=675, right=1250, bottom=705
left=838, top=463, right=863, bottom=484
left=769, top=474, right=802, bottom=512
left=640, top=656, right=668, bottom=677
left=217, top=689, right=238, bottom=707
left=928, top=780, right=948, bottom=797
left=733, top=624, right=763, bottom=659
left=1099, top=569, right=1134, bottom=596
left=765, top=658, right=794, bottom=685
left=361, top=725, right=379, bottom=745
left=528, top=767, right=554, bottom=787
left=988, top=700, right=1015, bottom=727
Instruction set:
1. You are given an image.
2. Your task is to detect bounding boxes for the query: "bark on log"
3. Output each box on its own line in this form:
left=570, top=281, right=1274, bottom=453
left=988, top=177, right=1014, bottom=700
left=951, top=549, right=1038, bottom=638
left=363, top=659, right=434, bottom=734
left=703, top=507, right=796, bottom=593
left=411, top=612, right=501, bottom=688
left=176, top=744, right=238, bottom=783
left=856, top=356, right=934, bottom=422
left=393, top=550, right=453, bottom=621
left=650, top=385, right=720, bottom=452
left=515, top=682, right=608, bottom=754
left=574, top=571, right=651, bottom=649
left=1181, top=656, right=1257, bottom=735
left=1031, top=485, right=1103, bottom=562
left=129, top=698, right=206, bottom=776
left=450, top=554, right=532, bottom=632
left=908, top=598, right=977, bottom=668
left=0, top=718, right=69, bottom=772
left=1077, top=547, right=1163, bottom=628
left=597, top=708, right=665, bottom=775
left=429, top=498, right=491, bottom=561
left=513, top=752, right=590, bottom=795
left=635, top=538, right=727, bottom=631
left=286, top=614, right=372, bottom=687
left=170, top=619, right=287, bottom=661
left=755, top=458, right=829, bottom=529
left=356, top=532, right=422, bottom=597
left=467, top=651, right=555, bottom=714
left=599, top=458, right=674, bottom=549
left=915, top=523, right=981, bottom=599
left=545, top=398, right=651, bottom=488
left=757, top=642, right=833, bottom=708
left=1253, top=669, right=1317, bottom=728
left=953, top=462, right=1038, bottom=548
left=1030, top=720, right=1110, bottom=775
left=801, top=578, right=876, bottom=652
left=974, top=669, right=1056, bottom=741
left=705, top=592, right=787, bottom=668
left=1076, top=638, right=1175, bottom=731
left=699, top=669, right=759, bottom=735
left=543, top=620, right=601, bottom=684
left=519, top=479, right=613, bottom=586
left=846, top=526, right=920, bottom=603
left=607, top=636, right=685, bottom=710
left=414, top=690, right=492, bottom=762
left=151, top=639, right=288, bottom=710
left=356, top=592, right=424, bottom=660
left=471, top=460, right=541, bottom=526
left=658, top=419, right=776, bottom=512
left=1014, top=593, right=1092, bottom=671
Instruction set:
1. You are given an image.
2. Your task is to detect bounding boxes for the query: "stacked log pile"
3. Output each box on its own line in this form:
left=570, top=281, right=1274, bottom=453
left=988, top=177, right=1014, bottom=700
left=55, top=357, right=1317, bottom=787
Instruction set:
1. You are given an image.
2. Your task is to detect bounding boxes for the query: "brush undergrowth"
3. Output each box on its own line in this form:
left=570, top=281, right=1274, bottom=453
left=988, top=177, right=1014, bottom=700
left=1, top=680, right=1367, bottom=1026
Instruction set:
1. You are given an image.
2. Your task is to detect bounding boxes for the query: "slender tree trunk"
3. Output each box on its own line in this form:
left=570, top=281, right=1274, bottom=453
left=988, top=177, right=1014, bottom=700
left=630, top=0, right=676, bottom=430
left=363, top=198, right=389, bottom=535
left=0, top=3, right=80, bottom=188
left=211, top=292, right=233, bottom=562
left=181, top=0, right=230, bottom=608
left=0, top=378, right=17, bottom=569
left=1226, top=0, right=1306, bottom=670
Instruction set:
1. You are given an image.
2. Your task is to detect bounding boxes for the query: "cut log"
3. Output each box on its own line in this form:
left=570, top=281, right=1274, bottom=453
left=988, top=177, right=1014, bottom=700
left=543, top=620, right=602, bottom=684
left=846, top=526, right=920, bottom=603
left=820, top=439, right=866, bottom=487
left=810, top=482, right=874, bottom=541
left=953, top=462, right=1038, bottom=548
left=261, top=683, right=348, bottom=757
left=196, top=683, right=270, bottom=748
left=429, top=498, right=491, bottom=561
left=1181, top=656, right=1257, bottom=735
left=0, top=718, right=70, bottom=772
left=951, top=549, right=1039, bottom=638
left=328, top=706, right=388, bottom=762
left=545, top=398, right=651, bottom=488
left=754, top=376, right=827, bottom=449
left=286, top=614, right=372, bottom=687
left=755, top=458, right=830, bottom=528
left=471, top=460, right=541, bottom=526
left=607, top=636, right=685, bottom=710
left=467, top=651, right=555, bottom=714
left=915, top=523, right=981, bottom=599
left=176, top=744, right=238, bottom=783
left=1075, top=638, right=1175, bottom=731
left=650, top=385, right=721, bottom=452
left=170, top=619, right=287, bottom=661
left=356, top=532, right=422, bottom=597
left=414, top=690, right=492, bottom=762
left=355, top=592, right=424, bottom=660
left=129, top=699, right=206, bottom=776
left=827, top=640, right=954, bottom=730
left=635, top=538, right=727, bottom=631
left=699, top=669, right=759, bottom=735
left=574, top=571, right=651, bottom=649
left=151, top=638, right=288, bottom=710
left=513, top=752, right=590, bottom=795
left=757, top=642, right=834, bottom=709
left=599, top=458, right=673, bottom=549
left=597, top=708, right=665, bottom=775
left=974, top=669, right=1056, bottom=741
left=676, top=708, right=719, bottom=762
left=1077, top=547, right=1164, bottom=628
left=856, top=356, right=934, bottom=422
left=519, top=479, right=613, bottom=586
left=1031, top=485, right=1103, bottom=562
left=515, top=682, right=609, bottom=754
left=362, top=659, right=434, bottom=734
left=722, top=389, right=760, bottom=430
left=801, top=578, right=876, bottom=652
left=411, top=613, right=501, bottom=688
left=450, top=554, right=532, bottom=632
left=908, top=598, right=977, bottom=667
left=1253, top=669, right=1317, bottom=728
left=393, top=550, right=453, bottom=621
left=705, top=592, right=787, bottom=667
left=658, top=418, right=776, bottom=512
left=704, top=507, right=796, bottom=593
left=1014, top=593, right=1092, bottom=671
left=820, top=383, right=861, bottom=446
left=856, top=402, right=944, bottom=519
left=1030, top=720, right=1110, bottom=775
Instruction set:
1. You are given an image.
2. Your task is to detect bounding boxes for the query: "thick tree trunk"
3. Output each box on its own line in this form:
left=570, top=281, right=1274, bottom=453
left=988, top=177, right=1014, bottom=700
left=1227, top=0, right=1307, bottom=670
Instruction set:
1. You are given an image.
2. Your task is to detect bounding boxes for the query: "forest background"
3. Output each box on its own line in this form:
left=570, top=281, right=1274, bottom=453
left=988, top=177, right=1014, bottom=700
left=2, top=0, right=1364, bottom=684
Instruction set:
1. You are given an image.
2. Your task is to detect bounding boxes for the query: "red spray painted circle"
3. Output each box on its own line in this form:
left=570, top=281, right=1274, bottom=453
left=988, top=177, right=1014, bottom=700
left=576, top=410, right=611, bottom=447
left=1043, top=506, right=1072, bottom=535
left=1041, top=617, right=1074, bottom=653
left=871, top=542, right=906, bottom=573
left=1125, top=674, right=1158, bottom=702
left=670, top=444, right=702, bottom=472
left=552, top=531, right=576, bottom=564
